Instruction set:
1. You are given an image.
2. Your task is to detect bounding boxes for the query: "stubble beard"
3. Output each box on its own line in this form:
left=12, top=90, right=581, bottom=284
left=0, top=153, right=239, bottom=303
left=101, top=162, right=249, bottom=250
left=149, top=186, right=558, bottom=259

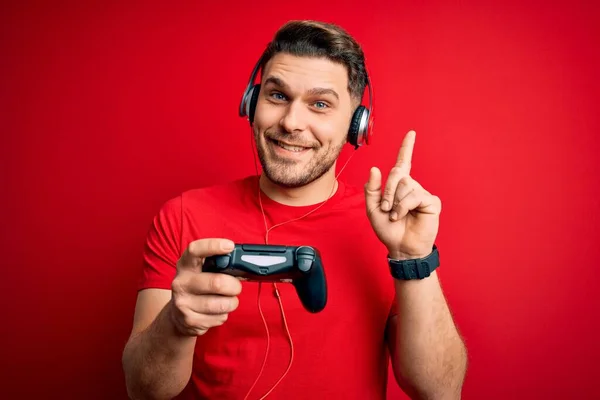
left=255, top=129, right=346, bottom=189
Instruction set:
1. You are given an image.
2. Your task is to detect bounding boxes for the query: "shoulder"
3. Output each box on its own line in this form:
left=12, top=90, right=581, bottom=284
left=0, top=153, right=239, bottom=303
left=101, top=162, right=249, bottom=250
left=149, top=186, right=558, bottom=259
left=152, top=175, right=256, bottom=221
left=180, top=175, right=256, bottom=207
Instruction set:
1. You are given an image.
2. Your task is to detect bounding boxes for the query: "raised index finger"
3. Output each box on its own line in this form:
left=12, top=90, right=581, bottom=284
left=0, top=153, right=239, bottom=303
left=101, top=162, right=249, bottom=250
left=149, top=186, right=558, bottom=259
left=395, top=130, right=416, bottom=174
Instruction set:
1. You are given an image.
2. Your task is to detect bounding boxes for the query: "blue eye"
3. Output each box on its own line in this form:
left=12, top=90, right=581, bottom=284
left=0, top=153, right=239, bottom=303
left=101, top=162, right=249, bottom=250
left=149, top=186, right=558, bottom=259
left=271, top=92, right=286, bottom=101
left=314, top=101, right=328, bottom=109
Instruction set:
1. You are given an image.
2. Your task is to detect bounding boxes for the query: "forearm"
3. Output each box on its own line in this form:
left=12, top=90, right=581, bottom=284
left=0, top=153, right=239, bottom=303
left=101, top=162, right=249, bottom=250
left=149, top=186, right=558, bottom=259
left=390, top=271, right=467, bottom=399
left=122, top=300, right=197, bottom=400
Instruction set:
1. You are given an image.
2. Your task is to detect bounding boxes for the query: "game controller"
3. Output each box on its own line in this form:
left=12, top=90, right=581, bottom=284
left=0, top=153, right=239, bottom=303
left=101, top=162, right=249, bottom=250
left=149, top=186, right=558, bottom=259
left=203, top=244, right=327, bottom=313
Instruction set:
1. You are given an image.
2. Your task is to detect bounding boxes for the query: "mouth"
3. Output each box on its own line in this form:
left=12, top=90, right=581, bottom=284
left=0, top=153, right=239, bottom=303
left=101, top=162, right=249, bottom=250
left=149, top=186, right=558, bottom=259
left=268, top=138, right=313, bottom=154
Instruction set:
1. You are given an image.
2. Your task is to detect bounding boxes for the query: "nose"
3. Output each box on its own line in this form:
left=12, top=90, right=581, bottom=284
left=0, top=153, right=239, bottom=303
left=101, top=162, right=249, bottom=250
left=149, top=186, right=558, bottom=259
left=280, top=100, right=307, bottom=133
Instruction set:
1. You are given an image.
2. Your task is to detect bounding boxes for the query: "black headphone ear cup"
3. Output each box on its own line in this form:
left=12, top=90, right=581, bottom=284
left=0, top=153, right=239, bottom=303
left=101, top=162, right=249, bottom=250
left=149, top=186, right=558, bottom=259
left=248, top=84, right=261, bottom=124
left=348, top=106, right=367, bottom=147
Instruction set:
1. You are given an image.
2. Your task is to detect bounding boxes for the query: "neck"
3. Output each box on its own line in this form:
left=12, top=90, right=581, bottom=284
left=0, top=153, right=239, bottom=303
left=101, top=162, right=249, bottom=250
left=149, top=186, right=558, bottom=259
left=259, top=167, right=338, bottom=207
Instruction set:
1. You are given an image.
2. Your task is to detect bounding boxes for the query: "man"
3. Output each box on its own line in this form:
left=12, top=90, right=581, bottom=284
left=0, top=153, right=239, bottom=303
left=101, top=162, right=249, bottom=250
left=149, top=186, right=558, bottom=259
left=122, top=20, right=467, bottom=400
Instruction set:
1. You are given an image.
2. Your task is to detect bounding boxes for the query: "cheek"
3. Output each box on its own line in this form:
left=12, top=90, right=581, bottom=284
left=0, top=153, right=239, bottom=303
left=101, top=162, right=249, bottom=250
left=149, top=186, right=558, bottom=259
left=254, top=100, right=279, bottom=128
left=311, top=117, right=350, bottom=146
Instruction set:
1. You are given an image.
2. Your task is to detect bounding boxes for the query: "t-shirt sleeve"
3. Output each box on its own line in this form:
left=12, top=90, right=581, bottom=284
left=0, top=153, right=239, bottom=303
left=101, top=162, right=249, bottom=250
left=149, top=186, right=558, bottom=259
left=138, top=195, right=183, bottom=291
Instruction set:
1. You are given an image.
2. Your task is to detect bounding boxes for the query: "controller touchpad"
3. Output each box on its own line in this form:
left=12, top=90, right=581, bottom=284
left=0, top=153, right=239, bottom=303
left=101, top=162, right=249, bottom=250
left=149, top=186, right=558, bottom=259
left=240, top=255, right=287, bottom=266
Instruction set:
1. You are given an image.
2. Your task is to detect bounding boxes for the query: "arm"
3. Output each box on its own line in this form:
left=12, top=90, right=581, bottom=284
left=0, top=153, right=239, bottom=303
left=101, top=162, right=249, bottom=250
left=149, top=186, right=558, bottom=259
left=122, top=238, right=241, bottom=400
left=364, top=130, right=467, bottom=399
left=122, top=289, right=197, bottom=400
left=386, top=272, right=467, bottom=399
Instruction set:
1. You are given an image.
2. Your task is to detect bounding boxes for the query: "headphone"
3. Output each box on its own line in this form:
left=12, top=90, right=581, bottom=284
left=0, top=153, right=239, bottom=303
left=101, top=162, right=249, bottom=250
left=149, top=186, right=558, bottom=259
left=239, top=50, right=374, bottom=149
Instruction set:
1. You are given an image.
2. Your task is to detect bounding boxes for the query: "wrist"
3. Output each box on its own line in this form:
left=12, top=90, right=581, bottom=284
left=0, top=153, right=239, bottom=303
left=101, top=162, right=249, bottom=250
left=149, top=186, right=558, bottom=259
left=166, top=299, right=194, bottom=338
left=387, top=249, right=431, bottom=260
left=388, top=245, right=440, bottom=280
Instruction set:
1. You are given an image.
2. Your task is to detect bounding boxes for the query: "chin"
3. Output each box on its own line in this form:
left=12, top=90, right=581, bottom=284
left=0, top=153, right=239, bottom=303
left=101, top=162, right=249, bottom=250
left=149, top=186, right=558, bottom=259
left=262, top=163, right=318, bottom=188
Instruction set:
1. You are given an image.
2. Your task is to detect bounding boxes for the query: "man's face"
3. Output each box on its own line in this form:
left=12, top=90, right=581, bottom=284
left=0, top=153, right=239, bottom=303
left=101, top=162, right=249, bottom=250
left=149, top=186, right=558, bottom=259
left=252, top=53, right=355, bottom=188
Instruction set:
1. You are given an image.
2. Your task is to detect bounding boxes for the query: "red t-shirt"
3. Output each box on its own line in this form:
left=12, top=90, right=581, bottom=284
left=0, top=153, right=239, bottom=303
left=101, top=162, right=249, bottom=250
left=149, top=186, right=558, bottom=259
left=140, top=175, right=397, bottom=399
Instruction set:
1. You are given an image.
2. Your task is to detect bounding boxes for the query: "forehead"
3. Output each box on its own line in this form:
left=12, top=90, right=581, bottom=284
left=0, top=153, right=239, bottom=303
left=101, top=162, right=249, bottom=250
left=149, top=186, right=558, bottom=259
left=261, top=53, right=349, bottom=95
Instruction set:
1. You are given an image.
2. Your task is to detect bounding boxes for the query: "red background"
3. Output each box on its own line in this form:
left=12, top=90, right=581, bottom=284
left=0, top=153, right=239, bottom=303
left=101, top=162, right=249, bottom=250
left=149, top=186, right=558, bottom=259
left=2, top=1, right=599, bottom=399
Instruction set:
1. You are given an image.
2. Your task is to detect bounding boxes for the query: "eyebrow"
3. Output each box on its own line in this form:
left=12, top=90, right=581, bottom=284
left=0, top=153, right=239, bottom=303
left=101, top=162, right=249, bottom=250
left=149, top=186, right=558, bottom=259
left=264, top=76, right=340, bottom=100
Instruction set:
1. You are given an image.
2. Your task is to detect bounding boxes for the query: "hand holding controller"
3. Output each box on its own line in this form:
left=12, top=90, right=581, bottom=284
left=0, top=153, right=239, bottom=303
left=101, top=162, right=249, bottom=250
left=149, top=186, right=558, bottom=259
left=204, top=244, right=327, bottom=313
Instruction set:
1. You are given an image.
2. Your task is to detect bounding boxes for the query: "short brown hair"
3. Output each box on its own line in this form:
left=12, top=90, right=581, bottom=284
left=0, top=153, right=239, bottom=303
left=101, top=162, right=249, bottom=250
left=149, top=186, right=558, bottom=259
left=259, top=20, right=368, bottom=103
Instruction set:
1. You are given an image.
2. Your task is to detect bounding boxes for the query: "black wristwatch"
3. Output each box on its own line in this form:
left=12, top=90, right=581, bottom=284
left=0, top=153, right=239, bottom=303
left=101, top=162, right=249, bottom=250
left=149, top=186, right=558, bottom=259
left=388, top=245, right=439, bottom=280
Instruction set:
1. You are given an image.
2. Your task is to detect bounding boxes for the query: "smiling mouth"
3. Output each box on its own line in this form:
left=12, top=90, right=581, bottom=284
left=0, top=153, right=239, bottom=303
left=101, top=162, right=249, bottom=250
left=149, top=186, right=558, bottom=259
left=269, top=139, right=312, bottom=153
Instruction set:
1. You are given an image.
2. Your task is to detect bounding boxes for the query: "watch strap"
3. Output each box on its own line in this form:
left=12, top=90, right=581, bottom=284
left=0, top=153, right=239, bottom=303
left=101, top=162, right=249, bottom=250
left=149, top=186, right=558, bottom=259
left=388, top=245, right=439, bottom=280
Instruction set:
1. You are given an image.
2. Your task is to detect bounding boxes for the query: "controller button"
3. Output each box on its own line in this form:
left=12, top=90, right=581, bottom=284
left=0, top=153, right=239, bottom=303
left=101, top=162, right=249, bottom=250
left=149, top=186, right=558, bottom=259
left=296, top=246, right=315, bottom=256
left=298, top=258, right=312, bottom=272
left=215, top=256, right=230, bottom=269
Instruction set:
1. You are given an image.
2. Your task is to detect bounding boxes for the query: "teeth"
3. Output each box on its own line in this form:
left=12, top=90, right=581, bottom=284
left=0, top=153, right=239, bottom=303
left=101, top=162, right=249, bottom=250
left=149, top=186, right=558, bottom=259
left=276, top=141, right=306, bottom=152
